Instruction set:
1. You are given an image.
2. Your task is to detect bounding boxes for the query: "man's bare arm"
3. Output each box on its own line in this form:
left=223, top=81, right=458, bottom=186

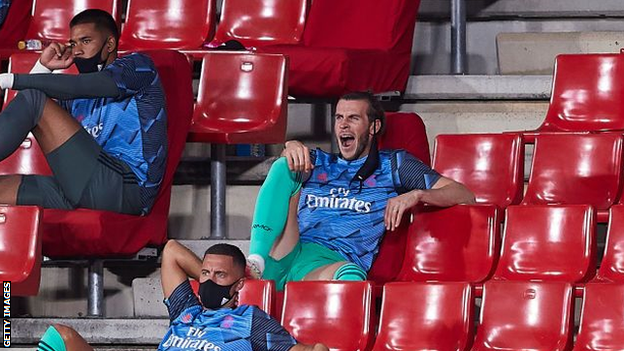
left=161, top=240, right=203, bottom=299
left=385, top=176, right=475, bottom=230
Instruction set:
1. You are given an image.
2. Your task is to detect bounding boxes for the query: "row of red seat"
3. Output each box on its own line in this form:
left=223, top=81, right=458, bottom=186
left=201, top=279, right=624, bottom=351
left=433, top=132, right=623, bottom=221
left=372, top=203, right=624, bottom=286
left=0, top=0, right=421, bottom=97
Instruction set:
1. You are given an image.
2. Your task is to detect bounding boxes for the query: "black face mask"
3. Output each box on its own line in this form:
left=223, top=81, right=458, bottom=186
left=74, top=42, right=108, bottom=73
left=198, top=279, right=239, bottom=310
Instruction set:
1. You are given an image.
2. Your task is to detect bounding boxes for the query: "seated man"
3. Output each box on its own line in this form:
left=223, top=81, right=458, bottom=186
left=0, top=9, right=166, bottom=215
left=35, top=241, right=329, bottom=351
left=248, top=91, right=475, bottom=290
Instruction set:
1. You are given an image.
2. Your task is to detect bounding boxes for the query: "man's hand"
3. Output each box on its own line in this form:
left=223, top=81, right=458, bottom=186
left=281, top=140, right=314, bottom=172
left=0, top=73, right=14, bottom=90
left=39, top=42, right=74, bottom=70
left=384, top=190, right=422, bottom=231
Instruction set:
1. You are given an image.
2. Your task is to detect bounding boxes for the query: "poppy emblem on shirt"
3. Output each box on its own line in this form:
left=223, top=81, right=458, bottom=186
left=365, top=175, right=377, bottom=187
left=181, top=313, right=192, bottom=323
left=317, top=172, right=328, bottom=182
left=76, top=115, right=85, bottom=123
left=221, top=315, right=234, bottom=329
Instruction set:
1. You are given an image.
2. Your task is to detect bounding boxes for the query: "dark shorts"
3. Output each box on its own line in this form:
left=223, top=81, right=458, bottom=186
left=16, top=129, right=143, bottom=215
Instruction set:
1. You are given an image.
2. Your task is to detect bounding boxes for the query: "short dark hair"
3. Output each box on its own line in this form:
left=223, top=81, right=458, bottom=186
left=203, top=244, right=246, bottom=272
left=339, top=91, right=386, bottom=135
left=70, top=9, right=119, bottom=42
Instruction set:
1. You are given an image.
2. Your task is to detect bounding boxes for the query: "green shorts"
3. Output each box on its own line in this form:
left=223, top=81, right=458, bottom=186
left=263, top=242, right=349, bottom=291
left=16, top=129, right=143, bottom=215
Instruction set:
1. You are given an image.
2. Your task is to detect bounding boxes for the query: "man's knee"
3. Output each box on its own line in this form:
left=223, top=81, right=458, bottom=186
left=16, top=89, right=47, bottom=122
left=333, top=263, right=367, bottom=281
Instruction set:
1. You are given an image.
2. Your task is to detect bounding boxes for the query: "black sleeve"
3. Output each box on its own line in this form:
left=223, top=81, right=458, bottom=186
left=393, top=152, right=441, bottom=192
left=12, top=72, right=120, bottom=100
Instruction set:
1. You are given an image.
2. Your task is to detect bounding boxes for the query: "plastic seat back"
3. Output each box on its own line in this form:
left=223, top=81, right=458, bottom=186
left=301, top=0, right=420, bottom=52
left=433, top=133, right=524, bottom=208
left=368, top=112, right=432, bottom=284
left=538, top=54, right=624, bottom=133
left=522, top=133, right=623, bottom=211
left=25, top=0, right=118, bottom=41
left=188, top=52, right=288, bottom=144
left=397, top=204, right=501, bottom=283
left=596, top=205, right=624, bottom=282
left=378, top=112, right=431, bottom=166
left=190, top=279, right=275, bottom=314
left=119, top=0, right=216, bottom=50
left=573, top=283, right=624, bottom=351
left=211, top=0, right=308, bottom=48
left=281, top=281, right=373, bottom=351
left=0, top=206, right=42, bottom=296
left=373, top=282, right=473, bottom=351
left=472, top=280, right=574, bottom=351
left=495, top=205, right=596, bottom=283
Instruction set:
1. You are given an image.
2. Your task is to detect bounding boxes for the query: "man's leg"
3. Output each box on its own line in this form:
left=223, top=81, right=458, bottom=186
left=304, top=261, right=367, bottom=281
left=248, top=157, right=303, bottom=277
left=0, top=89, right=80, bottom=205
left=37, top=324, right=93, bottom=351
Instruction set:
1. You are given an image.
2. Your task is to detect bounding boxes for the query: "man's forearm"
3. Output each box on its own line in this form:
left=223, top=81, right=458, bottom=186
left=417, top=182, right=476, bottom=207
left=13, top=72, right=119, bottom=100
left=161, top=240, right=202, bottom=298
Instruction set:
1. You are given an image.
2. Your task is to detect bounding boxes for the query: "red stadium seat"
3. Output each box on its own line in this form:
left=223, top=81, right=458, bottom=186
left=0, top=136, right=51, bottom=176
left=396, top=204, right=501, bottom=283
left=118, top=0, right=216, bottom=56
left=190, top=279, right=275, bottom=315
left=494, top=205, right=596, bottom=283
left=0, top=205, right=42, bottom=296
left=595, top=205, right=624, bottom=282
left=259, top=0, right=421, bottom=97
left=378, top=112, right=431, bottom=166
left=522, top=133, right=623, bottom=222
left=187, top=52, right=288, bottom=238
left=25, top=0, right=118, bottom=42
left=281, top=281, right=374, bottom=351
left=522, top=54, right=624, bottom=141
left=368, top=112, right=432, bottom=284
left=433, top=133, right=524, bottom=209
left=188, top=52, right=288, bottom=144
left=573, top=283, right=624, bottom=351
left=372, top=282, right=473, bottom=351
left=472, top=280, right=574, bottom=351
left=0, top=0, right=31, bottom=60
left=209, top=0, right=308, bottom=48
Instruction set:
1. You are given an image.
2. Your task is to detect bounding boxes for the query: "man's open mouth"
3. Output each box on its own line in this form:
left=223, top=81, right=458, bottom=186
left=339, top=135, right=355, bottom=148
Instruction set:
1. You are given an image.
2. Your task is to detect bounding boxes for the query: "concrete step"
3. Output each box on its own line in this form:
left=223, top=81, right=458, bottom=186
left=13, top=318, right=167, bottom=344
left=498, top=32, right=624, bottom=75
left=405, top=75, right=552, bottom=100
